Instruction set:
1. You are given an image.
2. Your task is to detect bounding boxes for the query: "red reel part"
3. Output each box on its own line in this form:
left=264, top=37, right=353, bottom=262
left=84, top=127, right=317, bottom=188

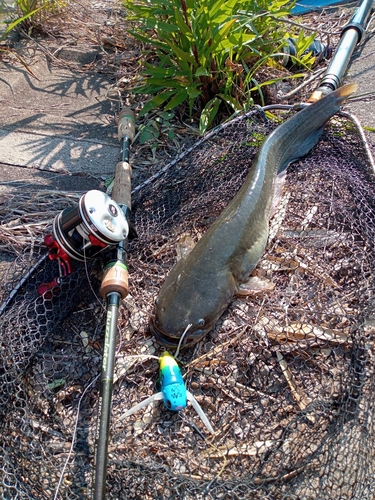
left=38, top=191, right=129, bottom=297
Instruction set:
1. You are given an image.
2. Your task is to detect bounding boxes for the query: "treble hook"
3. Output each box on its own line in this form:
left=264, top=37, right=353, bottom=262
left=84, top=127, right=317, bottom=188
left=119, top=351, right=214, bottom=435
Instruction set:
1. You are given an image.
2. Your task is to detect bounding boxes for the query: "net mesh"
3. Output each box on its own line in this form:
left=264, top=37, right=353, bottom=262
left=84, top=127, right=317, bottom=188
left=1, top=109, right=375, bottom=499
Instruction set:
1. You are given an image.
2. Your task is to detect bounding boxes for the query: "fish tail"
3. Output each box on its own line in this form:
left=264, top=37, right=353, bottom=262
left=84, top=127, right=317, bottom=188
left=333, top=82, right=358, bottom=104
left=309, top=82, right=357, bottom=105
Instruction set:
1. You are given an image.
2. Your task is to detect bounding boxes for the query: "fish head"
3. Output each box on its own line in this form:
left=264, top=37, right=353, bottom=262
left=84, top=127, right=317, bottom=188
left=150, top=296, right=213, bottom=347
left=150, top=264, right=235, bottom=347
left=151, top=315, right=209, bottom=348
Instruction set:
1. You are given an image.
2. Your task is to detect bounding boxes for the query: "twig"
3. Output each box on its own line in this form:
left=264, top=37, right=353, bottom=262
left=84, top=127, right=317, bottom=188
left=186, top=326, right=248, bottom=371
left=192, top=366, right=279, bottom=403
left=269, top=15, right=342, bottom=36
left=278, top=68, right=326, bottom=101
left=276, top=351, right=315, bottom=423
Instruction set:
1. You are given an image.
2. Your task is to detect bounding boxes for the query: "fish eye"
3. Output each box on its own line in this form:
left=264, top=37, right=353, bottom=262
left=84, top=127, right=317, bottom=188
left=155, top=298, right=159, bottom=305
left=197, top=318, right=205, bottom=327
left=165, top=399, right=172, bottom=409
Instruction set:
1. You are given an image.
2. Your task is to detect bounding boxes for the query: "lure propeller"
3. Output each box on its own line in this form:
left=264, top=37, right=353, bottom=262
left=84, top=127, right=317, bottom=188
left=185, top=390, right=214, bottom=435
left=119, top=352, right=214, bottom=435
left=120, top=392, right=164, bottom=417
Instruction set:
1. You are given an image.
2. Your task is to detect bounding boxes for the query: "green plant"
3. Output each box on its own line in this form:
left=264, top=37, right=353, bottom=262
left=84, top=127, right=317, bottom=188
left=17, top=0, right=65, bottom=19
left=0, top=0, right=64, bottom=78
left=2, top=0, right=64, bottom=38
left=124, top=0, right=315, bottom=134
left=137, top=110, right=180, bottom=158
left=139, top=111, right=176, bottom=144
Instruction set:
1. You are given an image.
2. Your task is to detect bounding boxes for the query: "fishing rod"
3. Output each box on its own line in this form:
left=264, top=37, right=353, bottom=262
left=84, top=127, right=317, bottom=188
left=92, top=108, right=135, bottom=500
left=309, top=0, right=374, bottom=100
left=0, top=107, right=135, bottom=497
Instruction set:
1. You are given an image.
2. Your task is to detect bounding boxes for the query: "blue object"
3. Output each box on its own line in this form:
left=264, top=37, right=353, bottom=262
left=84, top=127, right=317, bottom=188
left=292, top=0, right=356, bottom=14
left=157, top=351, right=187, bottom=411
left=119, top=351, right=215, bottom=434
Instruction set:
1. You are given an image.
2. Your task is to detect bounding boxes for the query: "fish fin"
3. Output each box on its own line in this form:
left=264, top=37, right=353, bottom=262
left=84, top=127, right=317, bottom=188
left=176, top=233, right=196, bottom=261
left=154, top=392, right=164, bottom=401
left=271, top=169, right=287, bottom=217
left=334, top=82, right=357, bottom=103
left=186, top=390, right=215, bottom=434
left=309, top=82, right=357, bottom=104
left=278, top=125, right=324, bottom=173
left=269, top=190, right=291, bottom=244
left=236, top=275, right=275, bottom=296
left=278, top=83, right=356, bottom=174
left=119, top=392, right=163, bottom=421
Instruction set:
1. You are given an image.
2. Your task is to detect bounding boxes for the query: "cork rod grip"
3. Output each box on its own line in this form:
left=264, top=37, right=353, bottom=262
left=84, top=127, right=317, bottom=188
left=100, top=261, right=128, bottom=298
left=111, top=108, right=135, bottom=209
left=112, top=160, right=132, bottom=210
left=99, top=108, right=135, bottom=299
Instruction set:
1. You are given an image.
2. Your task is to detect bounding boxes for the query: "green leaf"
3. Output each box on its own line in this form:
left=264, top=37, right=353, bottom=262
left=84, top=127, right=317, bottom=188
left=167, top=129, right=175, bottom=140
left=187, top=86, right=202, bottom=99
left=145, top=19, right=180, bottom=33
left=217, top=93, right=242, bottom=112
left=173, top=6, right=194, bottom=41
left=208, top=18, right=238, bottom=55
left=196, top=66, right=211, bottom=77
left=160, top=111, right=175, bottom=120
left=139, top=128, right=158, bottom=144
left=128, top=30, right=168, bottom=50
left=164, top=88, right=189, bottom=111
left=104, top=176, right=114, bottom=188
left=48, top=378, right=66, bottom=391
left=3, top=4, right=44, bottom=37
left=131, top=84, right=166, bottom=95
left=142, top=64, right=186, bottom=79
left=199, top=97, right=222, bottom=135
left=138, top=90, right=176, bottom=116
left=165, top=39, right=196, bottom=64
left=140, top=77, right=187, bottom=89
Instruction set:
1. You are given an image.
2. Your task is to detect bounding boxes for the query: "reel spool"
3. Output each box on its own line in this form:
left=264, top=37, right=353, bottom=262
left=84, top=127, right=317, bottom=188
left=48, top=190, right=129, bottom=262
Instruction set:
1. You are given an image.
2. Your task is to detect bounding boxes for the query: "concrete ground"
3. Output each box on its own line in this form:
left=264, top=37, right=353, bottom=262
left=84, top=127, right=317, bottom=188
left=0, top=44, right=119, bottom=196
left=346, top=30, right=375, bottom=137
left=0, top=0, right=123, bottom=195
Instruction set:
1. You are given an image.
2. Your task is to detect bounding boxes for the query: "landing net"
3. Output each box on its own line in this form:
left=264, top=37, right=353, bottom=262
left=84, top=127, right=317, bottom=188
left=1, top=108, right=375, bottom=499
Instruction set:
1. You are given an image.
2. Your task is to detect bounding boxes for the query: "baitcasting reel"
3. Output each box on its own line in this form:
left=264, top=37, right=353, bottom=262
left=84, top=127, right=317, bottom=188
left=39, top=190, right=129, bottom=296
left=50, top=190, right=128, bottom=261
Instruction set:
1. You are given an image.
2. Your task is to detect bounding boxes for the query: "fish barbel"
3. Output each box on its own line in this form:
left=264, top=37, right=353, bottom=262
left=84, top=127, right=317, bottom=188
left=150, top=83, right=357, bottom=347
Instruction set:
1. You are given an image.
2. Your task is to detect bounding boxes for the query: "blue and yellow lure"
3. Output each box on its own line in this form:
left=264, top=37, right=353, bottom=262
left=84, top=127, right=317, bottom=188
left=120, top=352, right=214, bottom=434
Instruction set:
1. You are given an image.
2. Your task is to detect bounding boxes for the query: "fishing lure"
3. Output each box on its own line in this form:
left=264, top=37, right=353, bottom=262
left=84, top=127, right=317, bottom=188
left=120, top=351, right=214, bottom=434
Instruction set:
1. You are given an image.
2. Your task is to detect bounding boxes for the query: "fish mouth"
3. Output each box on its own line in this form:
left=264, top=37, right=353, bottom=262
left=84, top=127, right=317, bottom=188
left=150, top=318, right=207, bottom=348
